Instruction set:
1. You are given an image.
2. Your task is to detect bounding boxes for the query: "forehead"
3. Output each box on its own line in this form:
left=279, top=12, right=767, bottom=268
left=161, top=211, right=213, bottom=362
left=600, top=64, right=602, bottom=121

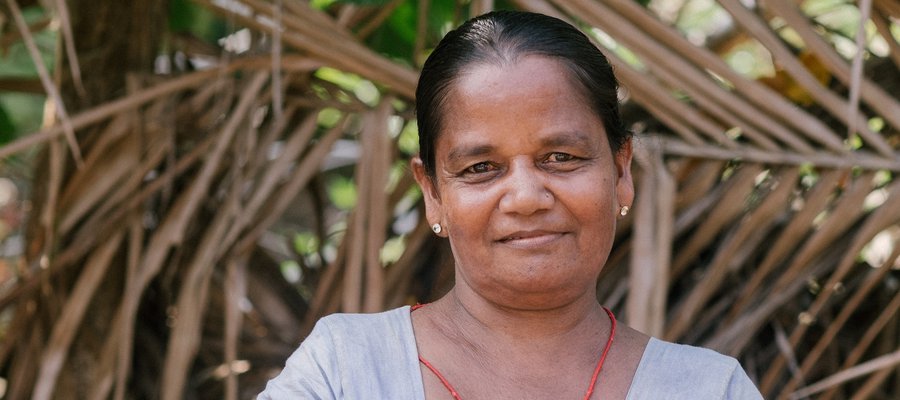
left=434, top=56, right=605, bottom=154
left=449, top=55, right=589, bottom=109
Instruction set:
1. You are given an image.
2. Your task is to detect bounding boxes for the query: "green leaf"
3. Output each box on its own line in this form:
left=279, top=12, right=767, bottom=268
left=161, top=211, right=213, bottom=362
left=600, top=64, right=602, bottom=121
left=280, top=260, right=302, bottom=283
left=0, top=93, right=46, bottom=141
left=363, top=0, right=461, bottom=66
left=327, top=176, right=358, bottom=210
left=311, top=0, right=339, bottom=9
left=380, top=235, right=406, bottom=265
left=336, top=0, right=393, bottom=5
left=0, top=14, right=57, bottom=77
left=169, top=0, right=228, bottom=45
left=315, top=67, right=362, bottom=91
left=0, top=105, right=16, bottom=144
left=317, top=108, right=343, bottom=128
left=398, top=120, right=419, bottom=155
left=293, top=232, right=320, bottom=255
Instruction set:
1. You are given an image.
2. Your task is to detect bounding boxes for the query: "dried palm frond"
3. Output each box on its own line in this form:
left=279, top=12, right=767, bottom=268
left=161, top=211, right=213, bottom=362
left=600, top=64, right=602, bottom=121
left=0, top=0, right=897, bottom=399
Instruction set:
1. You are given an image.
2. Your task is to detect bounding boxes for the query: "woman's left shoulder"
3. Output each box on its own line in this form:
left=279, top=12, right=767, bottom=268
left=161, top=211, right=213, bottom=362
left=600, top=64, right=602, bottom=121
left=626, top=338, right=763, bottom=400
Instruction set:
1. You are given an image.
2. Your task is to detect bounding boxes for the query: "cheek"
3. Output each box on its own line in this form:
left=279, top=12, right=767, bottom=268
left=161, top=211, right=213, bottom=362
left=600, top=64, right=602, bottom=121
left=443, top=187, right=496, bottom=234
left=564, top=177, right=616, bottom=213
left=563, top=185, right=619, bottom=249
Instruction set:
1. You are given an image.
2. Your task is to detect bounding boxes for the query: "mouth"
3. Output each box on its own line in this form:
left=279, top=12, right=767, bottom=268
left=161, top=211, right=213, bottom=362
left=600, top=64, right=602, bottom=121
left=497, top=230, right=566, bottom=247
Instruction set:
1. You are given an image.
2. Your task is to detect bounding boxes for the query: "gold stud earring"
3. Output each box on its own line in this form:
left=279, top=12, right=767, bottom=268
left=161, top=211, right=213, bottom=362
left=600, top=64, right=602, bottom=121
left=431, top=223, right=442, bottom=234
left=619, top=206, right=630, bottom=217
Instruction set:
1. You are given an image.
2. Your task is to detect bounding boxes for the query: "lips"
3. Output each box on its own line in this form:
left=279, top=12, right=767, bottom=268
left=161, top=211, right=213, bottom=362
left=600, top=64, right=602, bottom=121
left=497, top=230, right=566, bottom=247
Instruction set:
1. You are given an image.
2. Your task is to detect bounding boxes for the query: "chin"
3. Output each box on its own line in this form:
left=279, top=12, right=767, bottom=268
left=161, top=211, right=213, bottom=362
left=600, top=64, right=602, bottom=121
left=490, top=281, right=591, bottom=310
left=497, top=295, right=586, bottom=312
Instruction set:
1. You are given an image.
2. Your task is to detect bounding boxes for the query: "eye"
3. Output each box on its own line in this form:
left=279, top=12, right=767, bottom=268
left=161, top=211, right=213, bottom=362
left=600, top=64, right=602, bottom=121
left=547, top=152, right=575, bottom=163
left=465, top=162, right=495, bottom=174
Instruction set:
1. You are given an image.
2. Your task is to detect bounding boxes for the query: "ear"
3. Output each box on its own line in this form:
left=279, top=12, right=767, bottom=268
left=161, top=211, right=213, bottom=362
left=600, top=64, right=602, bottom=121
left=614, top=137, right=635, bottom=210
left=411, top=157, right=445, bottom=235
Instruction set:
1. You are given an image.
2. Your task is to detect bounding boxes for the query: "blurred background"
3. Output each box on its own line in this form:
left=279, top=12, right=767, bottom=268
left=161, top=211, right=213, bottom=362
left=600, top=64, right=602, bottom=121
left=0, top=0, right=898, bottom=399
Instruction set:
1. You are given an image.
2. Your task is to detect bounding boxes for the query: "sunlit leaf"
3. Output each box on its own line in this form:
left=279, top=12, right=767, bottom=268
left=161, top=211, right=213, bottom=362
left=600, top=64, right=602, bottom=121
left=293, top=232, right=320, bottom=255
left=379, top=235, right=406, bottom=265
left=327, top=176, right=358, bottom=210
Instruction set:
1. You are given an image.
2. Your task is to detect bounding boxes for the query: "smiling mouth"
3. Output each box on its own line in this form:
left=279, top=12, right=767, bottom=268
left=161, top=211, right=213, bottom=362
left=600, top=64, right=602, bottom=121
left=498, top=231, right=566, bottom=247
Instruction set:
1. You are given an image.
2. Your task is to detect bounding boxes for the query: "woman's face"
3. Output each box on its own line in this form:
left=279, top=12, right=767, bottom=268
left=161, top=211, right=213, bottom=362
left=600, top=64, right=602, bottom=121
left=413, top=56, right=633, bottom=310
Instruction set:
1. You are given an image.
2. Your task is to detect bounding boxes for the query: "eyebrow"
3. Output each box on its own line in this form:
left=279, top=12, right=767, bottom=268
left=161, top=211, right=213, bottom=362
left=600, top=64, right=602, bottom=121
left=444, top=131, right=597, bottom=162
left=540, top=131, right=595, bottom=149
left=447, top=144, right=495, bottom=163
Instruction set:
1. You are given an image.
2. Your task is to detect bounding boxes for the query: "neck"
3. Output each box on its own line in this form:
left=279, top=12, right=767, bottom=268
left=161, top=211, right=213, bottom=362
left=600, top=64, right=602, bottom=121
left=436, top=284, right=609, bottom=347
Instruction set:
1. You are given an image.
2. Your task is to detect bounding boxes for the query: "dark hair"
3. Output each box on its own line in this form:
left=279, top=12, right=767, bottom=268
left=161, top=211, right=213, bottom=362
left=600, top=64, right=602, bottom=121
left=416, top=10, right=630, bottom=178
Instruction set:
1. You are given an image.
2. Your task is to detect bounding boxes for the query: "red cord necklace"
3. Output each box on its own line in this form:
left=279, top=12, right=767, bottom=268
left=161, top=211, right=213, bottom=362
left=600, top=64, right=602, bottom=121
left=413, top=305, right=617, bottom=400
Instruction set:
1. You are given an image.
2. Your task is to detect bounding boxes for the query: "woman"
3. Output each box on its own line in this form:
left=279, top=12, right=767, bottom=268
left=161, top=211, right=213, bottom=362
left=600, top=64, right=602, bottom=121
left=260, top=11, right=762, bottom=399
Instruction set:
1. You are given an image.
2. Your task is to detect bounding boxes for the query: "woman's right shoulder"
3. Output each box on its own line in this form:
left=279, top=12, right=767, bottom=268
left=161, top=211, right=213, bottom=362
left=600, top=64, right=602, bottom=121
left=258, top=306, right=423, bottom=400
left=293, top=305, right=418, bottom=368
left=314, top=305, right=414, bottom=338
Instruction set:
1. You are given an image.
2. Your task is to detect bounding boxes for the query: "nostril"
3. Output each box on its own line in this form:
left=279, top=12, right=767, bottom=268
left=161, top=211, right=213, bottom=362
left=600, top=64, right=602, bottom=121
left=499, top=180, right=554, bottom=215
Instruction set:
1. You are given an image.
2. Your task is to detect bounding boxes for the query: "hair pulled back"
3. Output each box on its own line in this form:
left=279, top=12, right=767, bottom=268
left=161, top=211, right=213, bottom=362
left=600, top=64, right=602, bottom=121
left=416, top=10, right=630, bottom=178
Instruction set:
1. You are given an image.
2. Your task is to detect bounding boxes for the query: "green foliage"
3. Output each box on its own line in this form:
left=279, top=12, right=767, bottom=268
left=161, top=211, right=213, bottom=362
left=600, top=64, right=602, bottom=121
left=873, top=170, right=892, bottom=187
left=280, top=259, right=302, bottom=283
left=0, top=5, right=55, bottom=143
left=379, top=235, right=405, bottom=265
left=169, top=0, right=228, bottom=44
left=398, top=120, right=419, bottom=155
left=317, top=108, right=343, bottom=129
left=365, top=2, right=418, bottom=63
left=0, top=7, right=56, bottom=76
left=327, top=175, right=358, bottom=210
left=846, top=134, right=863, bottom=150
left=0, top=106, right=15, bottom=144
left=293, top=232, right=320, bottom=255
left=725, top=41, right=775, bottom=78
left=588, top=29, right=644, bottom=70
left=362, top=0, right=461, bottom=66
left=802, top=0, right=860, bottom=38
left=0, top=94, right=45, bottom=140
left=315, top=67, right=380, bottom=106
left=868, top=117, right=884, bottom=133
left=798, top=162, right=819, bottom=189
left=336, top=0, right=394, bottom=5
left=310, top=0, right=338, bottom=10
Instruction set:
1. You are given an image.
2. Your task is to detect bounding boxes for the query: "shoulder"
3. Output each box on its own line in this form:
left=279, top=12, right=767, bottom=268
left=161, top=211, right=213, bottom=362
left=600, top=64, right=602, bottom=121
left=316, top=305, right=416, bottom=342
left=638, top=337, right=739, bottom=374
left=626, top=338, right=762, bottom=400
left=259, top=306, right=424, bottom=400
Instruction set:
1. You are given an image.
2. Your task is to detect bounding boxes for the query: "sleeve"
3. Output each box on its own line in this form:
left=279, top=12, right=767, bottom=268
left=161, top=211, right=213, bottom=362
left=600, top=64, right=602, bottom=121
left=257, top=320, right=342, bottom=400
left=725, top=363, right=764, bottom=400
left=625, top=339, right=765, bottom=400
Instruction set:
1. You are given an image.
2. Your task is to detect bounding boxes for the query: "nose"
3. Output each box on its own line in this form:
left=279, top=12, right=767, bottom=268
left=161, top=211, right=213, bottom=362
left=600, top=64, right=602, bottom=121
left=498, top=160, right=554, bottom=215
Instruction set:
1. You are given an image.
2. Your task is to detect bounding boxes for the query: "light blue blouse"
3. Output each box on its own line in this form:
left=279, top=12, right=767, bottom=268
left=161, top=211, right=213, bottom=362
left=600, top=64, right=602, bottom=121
left=259, top=306, right=763, bottom=399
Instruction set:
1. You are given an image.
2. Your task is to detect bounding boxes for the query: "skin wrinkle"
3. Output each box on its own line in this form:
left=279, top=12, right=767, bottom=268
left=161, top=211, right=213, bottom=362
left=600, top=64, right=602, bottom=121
left=256, top=11, right=761, bottom=400
left=445, top=132, right=599, bottom=171
left=429, top=289, right=611, bottom=388
left=425, top=53, right=620, bottom=180
left=420, top=55, right=631, bottom=309
left=411, top=55, right=639, bottom=399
